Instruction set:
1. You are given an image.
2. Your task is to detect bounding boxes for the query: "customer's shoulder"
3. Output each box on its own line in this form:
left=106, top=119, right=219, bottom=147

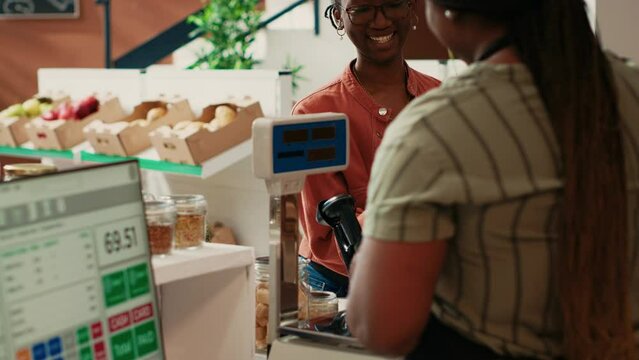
left=407, top=66, right=442, bottom=88
left=406, top=73, right=483, bottom=120
left=384, top=69, right=488, bottom=145
left=292, top=78, right=346, bottom=115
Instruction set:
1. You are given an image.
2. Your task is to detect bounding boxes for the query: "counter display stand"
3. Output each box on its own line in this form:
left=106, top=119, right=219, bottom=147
left=0, top=68, right=294, bottom=360
left=153, top=243, right=255, bottom=360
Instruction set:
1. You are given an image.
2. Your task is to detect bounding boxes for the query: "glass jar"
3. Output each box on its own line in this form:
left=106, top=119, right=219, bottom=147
left=142, top=191, right=156, bottom=202
left=158, top=194, right=207, bottom=249
left=144, top=200, right=176, bottom=256
left=255, top=257, right=270, bottom=351
left=3, top=163, right=57, bottom=181
left=254, top=256, right=308, bottom=350
left=308, top=291, right=338, bottom=319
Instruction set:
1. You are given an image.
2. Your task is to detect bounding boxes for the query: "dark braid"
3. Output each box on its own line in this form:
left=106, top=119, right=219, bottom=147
left=324, top=1, right=340, bottom=30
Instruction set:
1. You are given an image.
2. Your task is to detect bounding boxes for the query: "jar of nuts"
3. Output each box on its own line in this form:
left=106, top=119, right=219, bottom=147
left=158, top=194, right=207, bottom=249
left=255, top=257, right=270, bottom=351
left=308, top=291, right=338, bottom=319
left=144, top=200, right=176, bottom=256
left=254, top=256, right=309, bottom=351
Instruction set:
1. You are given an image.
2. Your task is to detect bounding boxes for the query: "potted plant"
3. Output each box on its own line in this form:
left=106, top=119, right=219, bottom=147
left=186, top=0, right=263, bottom=70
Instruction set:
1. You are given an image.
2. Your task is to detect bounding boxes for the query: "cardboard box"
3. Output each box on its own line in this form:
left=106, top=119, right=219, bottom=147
left=0, top=95, right=69, bottom=147
left=25, top=97, right=126, bottom=150
left=149, top=101, right=263, bottom=165
left=84, top=99, right=194, bottom=157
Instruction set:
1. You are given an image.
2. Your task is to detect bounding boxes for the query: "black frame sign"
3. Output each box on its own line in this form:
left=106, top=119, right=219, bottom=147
left=0, top=0, right=79, bottom=19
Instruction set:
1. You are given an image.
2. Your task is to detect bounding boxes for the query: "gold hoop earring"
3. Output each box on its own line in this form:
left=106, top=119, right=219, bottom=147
left=444, top=9, right=457, bottom=20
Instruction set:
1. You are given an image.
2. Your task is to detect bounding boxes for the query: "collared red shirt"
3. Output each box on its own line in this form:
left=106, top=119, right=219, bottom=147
left=293, top=60, right=440, bottom=276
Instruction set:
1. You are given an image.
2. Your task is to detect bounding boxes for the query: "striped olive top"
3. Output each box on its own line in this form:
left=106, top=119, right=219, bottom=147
left=364, top=55, right=639, bottom=358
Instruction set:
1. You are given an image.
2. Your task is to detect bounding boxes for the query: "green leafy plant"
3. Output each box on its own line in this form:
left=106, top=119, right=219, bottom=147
left=186, top=0, right=263, bottom=70
left=282, top=55, right=307, bottom=96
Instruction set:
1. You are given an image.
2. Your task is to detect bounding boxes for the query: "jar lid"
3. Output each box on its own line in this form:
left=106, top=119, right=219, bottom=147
left=142, top=191, right=156, bottom=201
left=4, top=163, right=57, bottom=177
left=158, top=194, right=206, bottom=210
left=309, top=291, right=337, bottom=302
left=144, top=199, right=176, bottom=215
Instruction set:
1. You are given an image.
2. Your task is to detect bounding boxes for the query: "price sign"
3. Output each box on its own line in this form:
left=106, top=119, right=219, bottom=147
left=0, top=0, right=79, bottom=19
left=103, top=227, right=138, bottom=255
left=94, top=217, right=146, bottom=267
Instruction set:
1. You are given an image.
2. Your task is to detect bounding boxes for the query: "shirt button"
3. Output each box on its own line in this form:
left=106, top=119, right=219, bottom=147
left=378, top=108, right=388, bottom=116
left=376, top=131, right=382, bottom=139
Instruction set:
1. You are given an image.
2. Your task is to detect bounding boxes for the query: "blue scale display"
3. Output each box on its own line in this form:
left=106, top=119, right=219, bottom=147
left=272, top=119, right=347, bottom=174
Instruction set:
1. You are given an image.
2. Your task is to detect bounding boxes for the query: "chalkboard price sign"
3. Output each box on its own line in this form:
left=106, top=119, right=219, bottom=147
left=0, top=0, right=79, bottom=19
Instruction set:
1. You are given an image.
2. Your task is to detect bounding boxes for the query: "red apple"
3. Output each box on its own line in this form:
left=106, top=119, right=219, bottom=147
left=73, top=96, right=99, bottom=120
left=81, top=95, right=99, bottom=109
left=58, top=104, right=75, bottom=120
left=41, top=109, right=59, bottom=121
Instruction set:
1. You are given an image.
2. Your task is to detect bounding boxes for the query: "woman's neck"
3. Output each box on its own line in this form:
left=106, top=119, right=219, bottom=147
left=352, top=57, right=407, bottom=91
left=469, top=31, right=521, bottom=65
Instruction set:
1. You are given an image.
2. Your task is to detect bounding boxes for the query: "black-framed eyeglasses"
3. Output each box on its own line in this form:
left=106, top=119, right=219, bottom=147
left=336, top=0, right=411, bottom=25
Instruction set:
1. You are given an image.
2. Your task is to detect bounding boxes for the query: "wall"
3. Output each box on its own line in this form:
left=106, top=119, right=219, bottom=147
left=597, top=0, right=639, bottom=61
left=0, top=0, right=203, bottom=108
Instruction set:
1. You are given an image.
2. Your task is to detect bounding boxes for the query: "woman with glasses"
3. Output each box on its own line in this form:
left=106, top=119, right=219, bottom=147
left=293, top=0, right=440, bottom=297
left=347, top=0, right=639, bottom=359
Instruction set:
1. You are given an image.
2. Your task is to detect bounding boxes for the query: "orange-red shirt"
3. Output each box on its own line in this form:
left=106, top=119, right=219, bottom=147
left=292, top=61, right=440, bottom=276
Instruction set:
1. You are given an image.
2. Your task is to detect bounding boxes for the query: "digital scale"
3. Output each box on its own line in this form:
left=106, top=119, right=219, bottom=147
left=0, top=162, right=164, bottom=360
left=252, top=113, right=393, bottom=360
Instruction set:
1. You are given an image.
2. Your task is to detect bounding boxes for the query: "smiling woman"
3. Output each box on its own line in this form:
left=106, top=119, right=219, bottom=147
left=291, top=0, right=441, bottom=297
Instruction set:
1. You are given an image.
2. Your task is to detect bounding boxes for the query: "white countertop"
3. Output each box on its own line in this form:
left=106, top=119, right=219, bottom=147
left=151, top=242, right=254, bottom=285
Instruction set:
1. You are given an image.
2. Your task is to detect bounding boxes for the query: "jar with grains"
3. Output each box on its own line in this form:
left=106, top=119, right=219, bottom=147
left=3, top=163, right=57, bottom=181
left=254, top=256, right=309, bottom=351
left=158, top=194, right=206, bottom=249
left=308, top=291, right=338, bottom=319
left=144, top=200, right=176, bottom=256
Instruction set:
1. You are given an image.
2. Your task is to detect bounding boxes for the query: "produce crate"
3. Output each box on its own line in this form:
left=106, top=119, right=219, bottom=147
left=84, top=99, right=194, bottom=157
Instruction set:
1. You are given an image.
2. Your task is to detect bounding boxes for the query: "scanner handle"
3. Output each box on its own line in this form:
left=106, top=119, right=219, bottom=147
left=316, top=194, right=362, bottom=271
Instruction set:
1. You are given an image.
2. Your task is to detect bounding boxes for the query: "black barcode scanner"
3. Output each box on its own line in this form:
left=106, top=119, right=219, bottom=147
left=316, top=194, right=362, bottom=272
left=314, top=194, right=361, bottom=337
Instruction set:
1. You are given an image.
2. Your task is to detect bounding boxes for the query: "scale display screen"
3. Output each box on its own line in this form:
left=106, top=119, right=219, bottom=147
left=0, top=162, right=163, bottom=360
left=272, top=119, right=347, bottom=174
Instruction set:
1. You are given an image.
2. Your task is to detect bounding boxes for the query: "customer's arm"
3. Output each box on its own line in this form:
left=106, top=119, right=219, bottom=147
left=347, top=238, right=447, bottom=356
left=345, top=114, right=458, bottom=355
